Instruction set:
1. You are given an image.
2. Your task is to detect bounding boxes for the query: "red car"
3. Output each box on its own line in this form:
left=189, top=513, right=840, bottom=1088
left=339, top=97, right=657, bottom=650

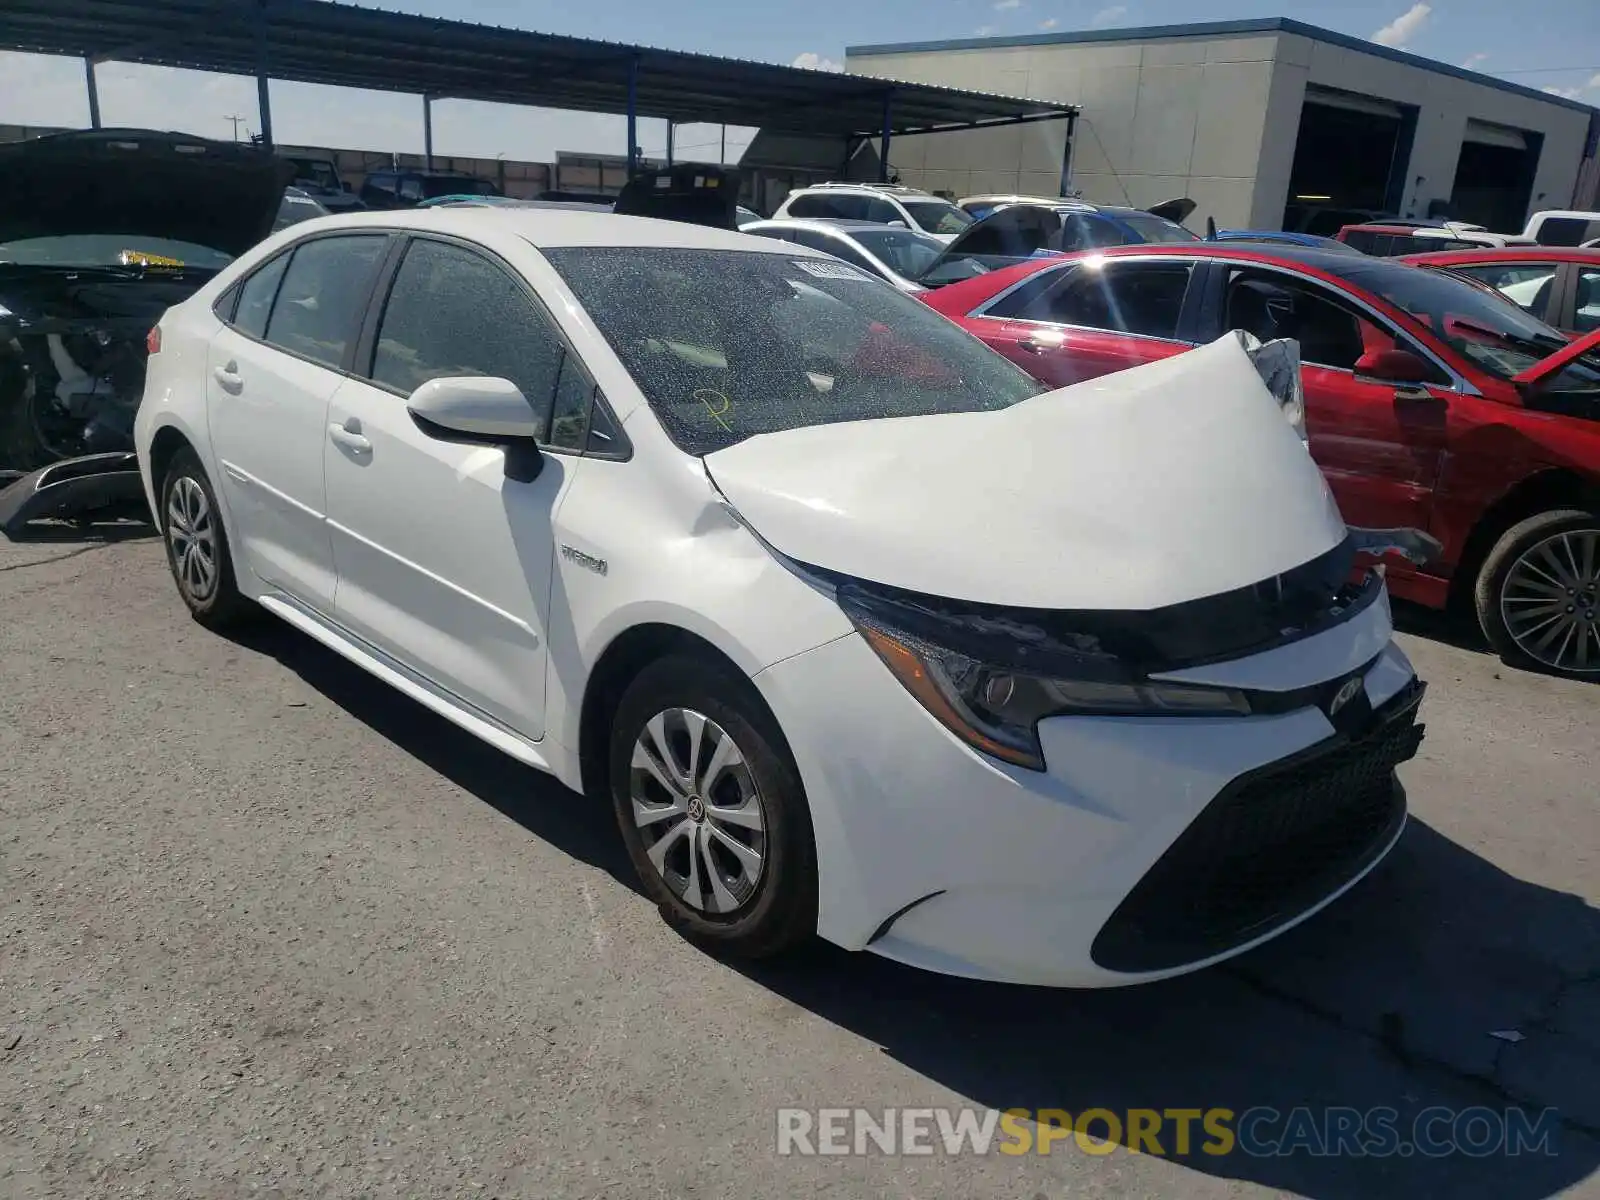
left=1399, top=246, right=1600, bottom=336
left=922, top=244, right=1600, bottom=679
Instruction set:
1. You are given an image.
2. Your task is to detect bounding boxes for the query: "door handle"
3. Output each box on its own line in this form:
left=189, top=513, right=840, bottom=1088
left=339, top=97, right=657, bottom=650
left=1018, top=331, right=1067, bottom=355
left=328, top=422, right=372, bottom=454
left=212, top=362, right=243, bottom=393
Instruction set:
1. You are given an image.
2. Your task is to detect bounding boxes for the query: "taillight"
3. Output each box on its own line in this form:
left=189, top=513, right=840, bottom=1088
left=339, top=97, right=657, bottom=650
left=146, top=326, right=162, bottom=354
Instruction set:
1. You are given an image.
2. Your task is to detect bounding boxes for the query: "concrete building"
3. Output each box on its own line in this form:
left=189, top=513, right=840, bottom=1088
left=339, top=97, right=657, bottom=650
left=846, top=17, right=1600, bottom=234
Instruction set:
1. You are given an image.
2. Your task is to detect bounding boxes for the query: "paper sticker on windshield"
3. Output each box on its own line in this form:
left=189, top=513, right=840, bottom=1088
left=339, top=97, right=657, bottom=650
left=793, top=260, right=872, bottom=282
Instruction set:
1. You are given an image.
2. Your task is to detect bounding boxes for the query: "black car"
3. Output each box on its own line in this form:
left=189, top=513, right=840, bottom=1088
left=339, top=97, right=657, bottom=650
left=0, top=129, right=291, bottom=470
left=358, top=168, right=502, bottom=209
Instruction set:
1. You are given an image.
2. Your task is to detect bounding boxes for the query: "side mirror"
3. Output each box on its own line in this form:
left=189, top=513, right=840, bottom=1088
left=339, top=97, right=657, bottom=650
left=408, top=376, right=544, bottom=481
left=887, top=219, right=908, bottom=229
left=1355, top=348, right=1431, bottom=384
left=341, top=180, right=353, bottom=192
left=408, top=376, right=542, bottom=440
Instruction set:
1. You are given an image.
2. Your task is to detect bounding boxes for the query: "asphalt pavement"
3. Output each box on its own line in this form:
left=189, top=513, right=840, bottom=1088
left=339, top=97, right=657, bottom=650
left=2, top=528, right=1597, bottom=1199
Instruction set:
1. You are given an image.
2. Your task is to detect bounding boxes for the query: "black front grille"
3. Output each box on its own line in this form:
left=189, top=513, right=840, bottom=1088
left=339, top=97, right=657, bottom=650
left=1092, top=680, right=1426, bottom=974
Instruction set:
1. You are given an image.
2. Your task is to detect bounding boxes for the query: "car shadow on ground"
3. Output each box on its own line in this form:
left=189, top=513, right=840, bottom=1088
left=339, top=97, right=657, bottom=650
left=234, top=618, right=1600, bottom=1200
left=1390, top=598, right=1495, bottom=658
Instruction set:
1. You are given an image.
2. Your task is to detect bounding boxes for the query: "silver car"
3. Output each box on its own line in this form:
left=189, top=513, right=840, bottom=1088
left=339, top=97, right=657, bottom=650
left=739, top=218, right=946, bottom=292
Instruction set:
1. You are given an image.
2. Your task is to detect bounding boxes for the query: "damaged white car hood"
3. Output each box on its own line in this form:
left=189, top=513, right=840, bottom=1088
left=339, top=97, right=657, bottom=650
left=704, top=335, right=1348, bottom=611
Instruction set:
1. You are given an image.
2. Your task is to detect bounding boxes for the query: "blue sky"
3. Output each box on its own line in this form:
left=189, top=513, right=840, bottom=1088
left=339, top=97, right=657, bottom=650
left=1, top=0, right=1595, bottom=163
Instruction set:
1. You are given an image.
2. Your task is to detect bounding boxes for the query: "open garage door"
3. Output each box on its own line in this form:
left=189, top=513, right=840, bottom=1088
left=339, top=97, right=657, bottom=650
left=1451, top=120, right=1542, bottom=232
left=1283, top=87, right=1417, bottom=235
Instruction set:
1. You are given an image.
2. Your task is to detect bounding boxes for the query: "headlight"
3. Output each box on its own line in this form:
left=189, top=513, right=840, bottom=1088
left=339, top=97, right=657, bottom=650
left=844, top=600, right=1252, bottom=772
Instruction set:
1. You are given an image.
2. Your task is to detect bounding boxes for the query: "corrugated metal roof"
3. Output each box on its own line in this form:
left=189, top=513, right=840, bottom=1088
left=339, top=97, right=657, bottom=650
left=0, top=0, right=1077, bottom=139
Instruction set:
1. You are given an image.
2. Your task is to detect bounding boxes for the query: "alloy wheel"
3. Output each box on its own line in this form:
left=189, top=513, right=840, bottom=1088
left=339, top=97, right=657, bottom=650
left=166, top=475, right=219, bottom=605
left=628, top=707, right=768, bottom=915
left=1500, top=528, right=1600, bottom=674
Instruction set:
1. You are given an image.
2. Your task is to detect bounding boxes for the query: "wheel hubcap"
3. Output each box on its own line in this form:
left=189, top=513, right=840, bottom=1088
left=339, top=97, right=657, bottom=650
left=1500, top=529, right=1600, bottom=675
left=166, top=475, right=218, bottom=604
left=628, top=708, right=766, bottom=915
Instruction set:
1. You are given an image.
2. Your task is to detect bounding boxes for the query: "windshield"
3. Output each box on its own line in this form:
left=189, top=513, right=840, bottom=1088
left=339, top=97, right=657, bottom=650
left=850, top=228, right=946, bottom=278
left=290, top=159, right=339, bottom=189
left=901, top=200, right=974, bottom=237
left=1111, top=212, right=1201, bottom=244
left=544, top=246, right=1046, bottom=455
left=0, top=234, right=233, bottom=271
left=1329, top=258, right=1600, bottom=390
left=274, top=191, right=331, bottom=232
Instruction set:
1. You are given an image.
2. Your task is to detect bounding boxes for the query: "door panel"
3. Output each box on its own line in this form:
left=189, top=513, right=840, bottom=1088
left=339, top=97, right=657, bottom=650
left=1217, top=265, right=1449, bottom=534
left=322, top=235, right=577, bottom=739
left=206, top=323, right=340, bottom=607
left=999, top=322, right=1188, bottom=388
left=323, top=377, right=571, bottom=738
left=205, top=232, right=388, bottom=607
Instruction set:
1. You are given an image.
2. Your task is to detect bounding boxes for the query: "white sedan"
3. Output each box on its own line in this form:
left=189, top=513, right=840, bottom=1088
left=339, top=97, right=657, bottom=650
left=134, top=207, right=1425, bottom=986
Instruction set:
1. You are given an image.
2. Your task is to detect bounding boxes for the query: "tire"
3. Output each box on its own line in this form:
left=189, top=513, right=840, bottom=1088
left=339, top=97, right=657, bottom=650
left=159, top=448, right=254, bottom=630
left=1474, top=508, right=1600, bottom=680
left=609, top=653, right=817, bottom=958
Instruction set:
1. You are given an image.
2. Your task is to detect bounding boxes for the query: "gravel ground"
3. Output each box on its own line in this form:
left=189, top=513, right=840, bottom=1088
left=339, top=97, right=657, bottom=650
left=1, top=529, right=1597, bottom=1200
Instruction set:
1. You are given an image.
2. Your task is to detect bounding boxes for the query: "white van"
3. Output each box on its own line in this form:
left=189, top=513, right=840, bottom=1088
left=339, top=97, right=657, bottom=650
left=1523, top=210, right=1600, bottom=247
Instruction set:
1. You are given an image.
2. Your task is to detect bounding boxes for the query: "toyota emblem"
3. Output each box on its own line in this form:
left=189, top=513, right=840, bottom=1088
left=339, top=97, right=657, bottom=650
left=1329, top=676, right=1363, bottom=716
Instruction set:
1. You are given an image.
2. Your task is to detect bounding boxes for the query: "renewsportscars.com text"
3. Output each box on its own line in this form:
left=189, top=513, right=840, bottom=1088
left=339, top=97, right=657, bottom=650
left=776, top=1106, right=1562, bottom=1158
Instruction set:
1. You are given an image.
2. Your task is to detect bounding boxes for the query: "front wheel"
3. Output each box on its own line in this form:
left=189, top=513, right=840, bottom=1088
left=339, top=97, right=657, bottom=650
left=1475, top=508, right=1600, bottom=680
left=609, top=654, right=817, bottom=958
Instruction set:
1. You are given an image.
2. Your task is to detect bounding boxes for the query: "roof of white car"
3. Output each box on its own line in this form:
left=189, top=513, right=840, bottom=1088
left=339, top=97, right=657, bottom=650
left=298, top=207, right=802, bottom=253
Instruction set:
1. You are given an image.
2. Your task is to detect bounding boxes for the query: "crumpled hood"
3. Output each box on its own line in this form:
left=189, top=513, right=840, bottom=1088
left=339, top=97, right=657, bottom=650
left=704, top=334, right=1349, bottom=611
left=0, top=129, right=293, bottom=258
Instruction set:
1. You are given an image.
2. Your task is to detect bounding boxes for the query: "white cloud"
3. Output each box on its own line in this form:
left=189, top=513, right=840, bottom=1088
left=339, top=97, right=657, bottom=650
left=790, top=52, right=843, bottom=73
left=1040, top=17, right=1059, bottom=28
left=1460, top=52, right=1488, bottom=69
left=1371, top=3, right=1430, bottom=48
left=0, top=50, right=759, bottom=164
left=974, top=24, right=996, bottom=35
left=994, top=0, right=1022, bottom=9
left=1590, top=72, right=1600, bottom=89
left=1089, top=6, right=1128, bottom=28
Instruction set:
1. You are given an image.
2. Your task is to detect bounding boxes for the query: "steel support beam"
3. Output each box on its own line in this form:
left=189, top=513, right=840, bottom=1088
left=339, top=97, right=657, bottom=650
left=83, top=56, right=101, bottom=128
left=254, top=0, right=273, bottom=148
left=665, top=121, right=674, bottom=167
left=1059, top=111, right=1076, bottom=196
left=423, top=95, right=434, bottom=168
left=878, top=89, right=894, bottom=183
left=626, top=54, right=639, bottom=177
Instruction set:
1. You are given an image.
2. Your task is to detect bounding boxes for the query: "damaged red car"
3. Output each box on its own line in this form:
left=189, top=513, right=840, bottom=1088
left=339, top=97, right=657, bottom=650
left=923, top=243, right=1600, bottom=680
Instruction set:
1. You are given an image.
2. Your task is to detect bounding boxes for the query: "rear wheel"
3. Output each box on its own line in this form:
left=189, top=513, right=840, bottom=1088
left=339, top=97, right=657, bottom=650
left=609, top=654, right=817, bottom=958
left=1475, top=509, right=1600, bottom=680
left=160, top=449, right=253, bottom=630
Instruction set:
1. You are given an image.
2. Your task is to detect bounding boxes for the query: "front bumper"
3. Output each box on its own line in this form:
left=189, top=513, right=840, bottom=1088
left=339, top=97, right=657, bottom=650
left=753, top=591, right=1423, bottom=988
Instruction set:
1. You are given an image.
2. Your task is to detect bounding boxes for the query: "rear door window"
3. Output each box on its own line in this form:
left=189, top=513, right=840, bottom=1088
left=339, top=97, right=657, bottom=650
left=1575, top=268, right=1600, bottom=334
left=1449, top=263, right=1561, bottom=319
left=233, top=253, right=291, bottom=340
left=997, top=260, right=1195, bottom=339
left=1535, top=217, right=1593, bottom=247
left=262, top=235, right=387, bottom=369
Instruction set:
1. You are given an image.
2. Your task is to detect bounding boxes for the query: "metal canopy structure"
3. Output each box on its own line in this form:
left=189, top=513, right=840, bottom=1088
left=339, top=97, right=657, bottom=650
left=0, top=0, right=1077, bottom=179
